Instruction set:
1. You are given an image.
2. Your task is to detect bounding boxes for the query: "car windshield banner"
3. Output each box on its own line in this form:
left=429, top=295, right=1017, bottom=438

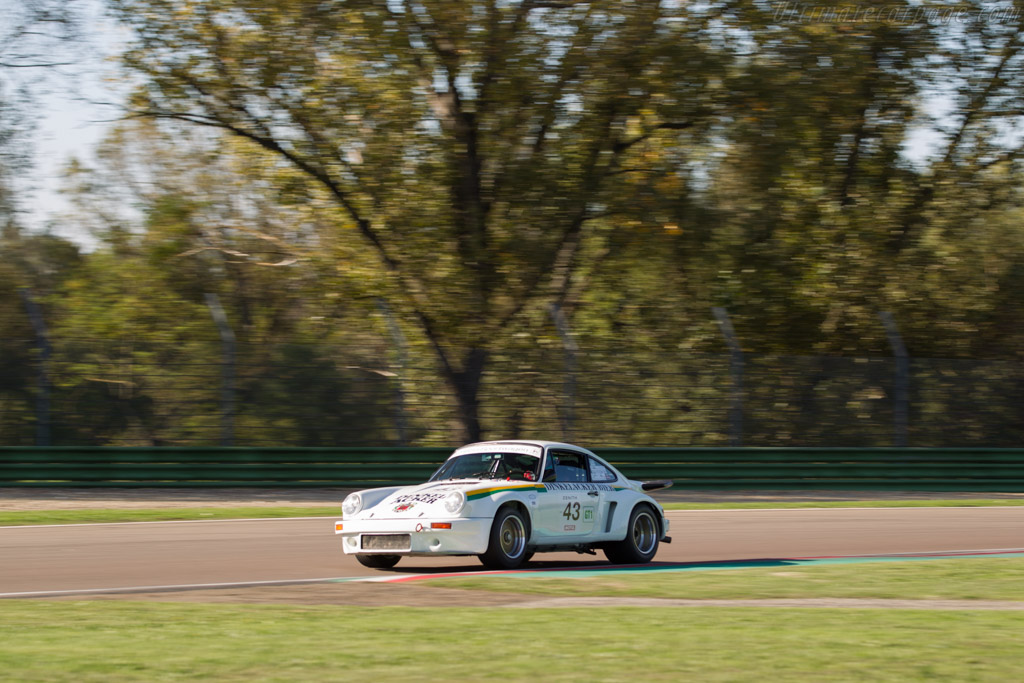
left=454, top=443, right=543, bottom=457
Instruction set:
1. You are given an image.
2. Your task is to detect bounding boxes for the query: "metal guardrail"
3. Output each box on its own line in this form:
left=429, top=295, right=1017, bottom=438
left=0, top=447, right=449, bottom=488
left=2, top=447, right=1024, bottom=490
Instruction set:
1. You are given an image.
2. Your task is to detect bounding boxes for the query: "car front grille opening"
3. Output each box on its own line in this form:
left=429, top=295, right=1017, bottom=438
left=361, top=534, right=412, bottom=551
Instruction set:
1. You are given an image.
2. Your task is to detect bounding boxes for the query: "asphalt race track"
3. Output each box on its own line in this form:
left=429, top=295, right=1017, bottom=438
left=2, top=507, right=1024, bottom=597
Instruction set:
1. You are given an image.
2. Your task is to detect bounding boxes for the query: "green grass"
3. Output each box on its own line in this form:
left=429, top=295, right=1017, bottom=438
left=659, top=498, right=1024, bottom=510
left=0, top=507, right=339, bottom=527
left=2, top=498, right=1023, bottom=526
left=1, top=601, right=1023, bottom=681
left=430, top=557, right=1024, bottom=601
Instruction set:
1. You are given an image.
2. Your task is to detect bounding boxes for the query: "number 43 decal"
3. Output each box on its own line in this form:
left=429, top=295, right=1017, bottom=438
left=562, top=502, right=581, bottom=521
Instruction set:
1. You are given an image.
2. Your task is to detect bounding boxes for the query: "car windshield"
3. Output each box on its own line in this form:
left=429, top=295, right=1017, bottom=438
left=429, top=452, right=541, bottom=482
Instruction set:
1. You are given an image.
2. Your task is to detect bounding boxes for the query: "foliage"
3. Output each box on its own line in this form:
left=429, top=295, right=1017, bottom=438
left=0, top=227, right=81, bottom=444
left=105, top=0, right=738, bottom=440
left=6, top=2, right=1024, bottom=445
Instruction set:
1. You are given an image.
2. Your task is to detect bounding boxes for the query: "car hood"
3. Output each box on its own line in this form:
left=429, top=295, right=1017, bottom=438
left=364, top=479, right=542, bottom=518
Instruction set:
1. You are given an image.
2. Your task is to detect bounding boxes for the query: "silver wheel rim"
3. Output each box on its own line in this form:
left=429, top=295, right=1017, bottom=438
left=499, top=514, right=526, bottom=559
left=632, top=510, right=658, bottom=555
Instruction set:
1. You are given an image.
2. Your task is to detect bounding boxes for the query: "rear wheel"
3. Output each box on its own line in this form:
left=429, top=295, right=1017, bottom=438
left=355, top=554, right=400, bottom=569
left=604, top=505, right=660, bottom=565
left=479, top=507, right=529, bottom=569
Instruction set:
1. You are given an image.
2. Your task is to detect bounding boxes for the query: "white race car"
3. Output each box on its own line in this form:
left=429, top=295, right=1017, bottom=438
left=335, top=440, right=672, bottom=570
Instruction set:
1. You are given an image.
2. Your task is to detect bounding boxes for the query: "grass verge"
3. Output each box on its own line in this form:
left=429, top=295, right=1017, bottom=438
left=429, top=557, right=1024, bottom=601
left=1, top=601, right=1023, bottom=681
left=0, top=507, right=339, bottom=526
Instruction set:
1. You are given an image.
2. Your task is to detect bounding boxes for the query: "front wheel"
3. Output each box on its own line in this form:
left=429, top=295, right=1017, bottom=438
left=356, top=554, right=400, bottom=569
left=604, top=505, right=660, bottom=565
left=479, top=507, right=529, bottom=570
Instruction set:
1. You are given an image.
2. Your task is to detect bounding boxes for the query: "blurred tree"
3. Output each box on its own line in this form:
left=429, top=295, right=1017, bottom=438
left=77, top=0, right=1024, bottom=447
left=55, top=118, right=406, bottom=445
left=523, top=2, right=1024, bottom=444
left=0, top=0, right=83, bottom=441
left=577, top=2, right=1024, bottom=359
left=108, top=0, right=728, bottom=441
left=0, top=226, right=81, bottom=444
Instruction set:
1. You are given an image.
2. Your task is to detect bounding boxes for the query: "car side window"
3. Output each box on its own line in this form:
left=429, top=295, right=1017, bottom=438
left=589, top=457, right=617, bottom=483
left=550, top=450, right=589, bottom=483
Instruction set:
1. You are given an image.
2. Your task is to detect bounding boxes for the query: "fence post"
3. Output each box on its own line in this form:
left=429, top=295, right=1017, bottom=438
left=879, top=311, right=909, bottom=447
left=19, top=289, right=51, bottom=446
left=549, top=302, right=578, bottom=443
left=377, top=299, right=408, bottom=446
left=712, top=307, right=744, bottom=446
left=204, top=293, right=236, bottom=447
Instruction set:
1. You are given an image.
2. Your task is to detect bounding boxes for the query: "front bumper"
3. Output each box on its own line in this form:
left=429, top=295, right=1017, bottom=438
left=335, top=517, right=491, bottom=556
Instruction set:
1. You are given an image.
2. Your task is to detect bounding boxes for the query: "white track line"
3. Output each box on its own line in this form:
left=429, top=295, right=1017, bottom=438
left=0, top=576, right=354, bottom=599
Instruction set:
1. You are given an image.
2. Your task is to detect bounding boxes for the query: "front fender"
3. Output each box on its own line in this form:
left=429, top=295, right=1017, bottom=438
left=469, top=484, right=541, bottom=534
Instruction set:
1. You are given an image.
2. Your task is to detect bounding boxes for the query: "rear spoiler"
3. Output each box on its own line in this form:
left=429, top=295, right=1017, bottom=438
left=640, top=479, right=673, bottom=492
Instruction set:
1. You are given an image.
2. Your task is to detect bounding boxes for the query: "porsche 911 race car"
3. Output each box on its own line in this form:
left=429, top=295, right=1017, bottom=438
left=335, top=440, right=672, bottom=570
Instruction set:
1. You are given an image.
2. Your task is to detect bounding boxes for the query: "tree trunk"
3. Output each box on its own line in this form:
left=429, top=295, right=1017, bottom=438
left=449, top=347, right=488, bottom=443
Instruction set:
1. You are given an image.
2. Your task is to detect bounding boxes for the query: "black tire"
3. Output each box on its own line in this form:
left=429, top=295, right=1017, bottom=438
left=355, top=554, right=400, bottom=570
left=603, top=505, right=660, bottom=565
left=479, top=507, right=529, bottom=570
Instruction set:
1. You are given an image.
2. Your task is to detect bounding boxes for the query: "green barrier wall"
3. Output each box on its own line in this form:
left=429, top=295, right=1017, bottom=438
left=3, top=447, right=1024, bottom=490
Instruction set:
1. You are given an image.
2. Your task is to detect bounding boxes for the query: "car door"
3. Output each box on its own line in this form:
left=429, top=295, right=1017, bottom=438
left=534, top=449, right=602, bottom=541
left=585, top=454, right=621, bottom=539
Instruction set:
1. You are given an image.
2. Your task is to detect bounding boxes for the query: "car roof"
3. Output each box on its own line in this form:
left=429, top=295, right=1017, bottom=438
left=454, top=440, right=598, bottom=456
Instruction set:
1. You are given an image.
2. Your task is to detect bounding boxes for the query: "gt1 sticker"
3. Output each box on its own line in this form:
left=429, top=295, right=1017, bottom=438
left=563, top=503, right=596, bottom=522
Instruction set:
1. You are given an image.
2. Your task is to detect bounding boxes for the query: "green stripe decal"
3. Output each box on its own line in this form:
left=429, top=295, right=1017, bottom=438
left=465, top=484, right=629, bottom=501
left=467, top=484, right=546, bottom=501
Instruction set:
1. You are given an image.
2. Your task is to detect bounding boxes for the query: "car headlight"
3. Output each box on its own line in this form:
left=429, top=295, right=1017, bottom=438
left=442, top=490, right=466, bottom=515
left=342, top=492, right=363, bottom=517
